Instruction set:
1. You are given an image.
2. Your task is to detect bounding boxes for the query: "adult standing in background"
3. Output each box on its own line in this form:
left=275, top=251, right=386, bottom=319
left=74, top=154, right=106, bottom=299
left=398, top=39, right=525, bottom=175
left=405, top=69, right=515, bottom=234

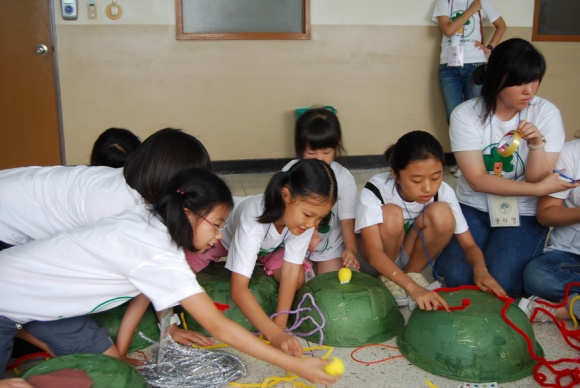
left=433, top=0, right=506, bottom=176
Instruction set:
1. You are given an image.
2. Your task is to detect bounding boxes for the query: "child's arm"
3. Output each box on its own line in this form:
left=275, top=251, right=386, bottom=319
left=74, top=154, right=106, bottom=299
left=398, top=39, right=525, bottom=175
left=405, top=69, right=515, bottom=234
left=360, top=225, right=449, bottom=311
left=537, top=195, right=580, bottom=227
left=230, top=272, right=303, bottom=356
left=0, top=379, right=34, bottom=388
left=14, top=329, right=55, bottom=357
left=455, top=231, right=506, bottom=297
left=272, top=261, right=302, bottom=330
left=117, top=294, right=151, bottom=365
left=180, top=293, right=338, bottom=386
left=340, top=218, right=359, bottom=269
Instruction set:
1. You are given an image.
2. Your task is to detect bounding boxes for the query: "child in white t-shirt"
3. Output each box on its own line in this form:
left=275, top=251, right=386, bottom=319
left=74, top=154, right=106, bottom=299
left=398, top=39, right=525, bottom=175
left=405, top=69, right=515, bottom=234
left=282, top=107, right=359, bottom=274
left=356, top=131, right=505, bottom=310
left=0, top=168, right=339, bottom=386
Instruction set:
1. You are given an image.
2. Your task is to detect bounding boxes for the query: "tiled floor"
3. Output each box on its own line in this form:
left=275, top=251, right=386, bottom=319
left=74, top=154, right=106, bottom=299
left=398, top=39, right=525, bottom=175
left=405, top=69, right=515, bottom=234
left=217, top=167, right=579, bottom=388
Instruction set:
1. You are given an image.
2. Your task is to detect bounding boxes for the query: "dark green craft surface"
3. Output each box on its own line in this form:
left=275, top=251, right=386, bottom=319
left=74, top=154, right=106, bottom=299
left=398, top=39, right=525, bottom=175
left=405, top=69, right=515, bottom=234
left=22, top=354, right=148, bottom=388
left=92, top=300, right=159, bottom=353
left=397, top=288, right=544, bottom=383
left=176, top=261, right=279, bottom=334
left=292, top=271, right=404, bottom=347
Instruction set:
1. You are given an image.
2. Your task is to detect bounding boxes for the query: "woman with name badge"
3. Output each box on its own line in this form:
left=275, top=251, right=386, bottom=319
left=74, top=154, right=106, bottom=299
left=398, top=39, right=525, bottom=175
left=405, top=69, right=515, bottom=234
left=433, top=38, right=577, bottom=298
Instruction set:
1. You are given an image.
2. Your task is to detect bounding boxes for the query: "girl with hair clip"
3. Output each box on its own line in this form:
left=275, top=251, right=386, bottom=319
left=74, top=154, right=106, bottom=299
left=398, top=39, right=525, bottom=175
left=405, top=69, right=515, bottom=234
left=0, top=168, right=340, bottom=386
left=0, top=127, right=214, bottom=366
left=434, top=38, right=578, bottom=298
left=356, top=131, right=506, bottom=310
left=282, top=107, right=359, bottom=275
left=205, top=158, right=337, bottom=357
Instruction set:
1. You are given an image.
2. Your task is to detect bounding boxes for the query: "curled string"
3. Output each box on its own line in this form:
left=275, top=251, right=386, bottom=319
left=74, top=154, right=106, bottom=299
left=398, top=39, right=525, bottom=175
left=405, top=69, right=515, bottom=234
left=435, top=284, right=580, bottom=388
left=270, top=292, right=326, bottom=347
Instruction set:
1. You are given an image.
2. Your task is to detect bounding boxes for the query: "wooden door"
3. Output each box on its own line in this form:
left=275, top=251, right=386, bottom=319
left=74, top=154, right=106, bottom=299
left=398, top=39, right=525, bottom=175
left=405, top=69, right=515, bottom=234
left=0, top=0, right=62, bottom=169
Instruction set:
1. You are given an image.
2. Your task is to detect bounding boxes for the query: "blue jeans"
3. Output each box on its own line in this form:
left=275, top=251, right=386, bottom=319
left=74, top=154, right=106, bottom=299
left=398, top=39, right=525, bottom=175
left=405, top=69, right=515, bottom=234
left=0, top=316, right=20, bottom=378
left=523, top=249, right=580, bottom=299
left=439, top=63, right=484, bottom=122
left=434, top=204, right=548, bottom=298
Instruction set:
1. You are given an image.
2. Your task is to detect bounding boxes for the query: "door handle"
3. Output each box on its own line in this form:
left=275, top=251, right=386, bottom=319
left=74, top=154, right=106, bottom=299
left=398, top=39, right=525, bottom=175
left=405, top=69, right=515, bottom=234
left=35, top=44, right=48, bottom=55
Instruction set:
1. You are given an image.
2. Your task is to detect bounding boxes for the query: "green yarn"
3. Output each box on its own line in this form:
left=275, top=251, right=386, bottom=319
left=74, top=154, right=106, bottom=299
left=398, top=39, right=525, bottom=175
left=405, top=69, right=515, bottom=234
left=397, top=288, right=544, bottom=383
left=292, top=271, right=404, bottom=347
left=22, top=354, right=148, bottom=388
left=176, top=262, right=279, bottom=335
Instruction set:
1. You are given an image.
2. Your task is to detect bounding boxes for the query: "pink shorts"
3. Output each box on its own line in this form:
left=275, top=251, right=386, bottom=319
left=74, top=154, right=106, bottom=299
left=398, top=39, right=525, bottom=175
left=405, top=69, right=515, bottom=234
left=258, top=248, right=313, bottom=276
left=185, top=240, right=228, bottom=273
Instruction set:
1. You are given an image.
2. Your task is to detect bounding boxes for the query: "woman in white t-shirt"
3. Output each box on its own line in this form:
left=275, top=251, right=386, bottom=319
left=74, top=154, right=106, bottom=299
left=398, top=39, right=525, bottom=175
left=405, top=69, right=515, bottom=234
left=356, top=131, right=504, bottom=311
left=434, top=38, right=578, bottom=298
left=0, top=168, right=339, bottom=386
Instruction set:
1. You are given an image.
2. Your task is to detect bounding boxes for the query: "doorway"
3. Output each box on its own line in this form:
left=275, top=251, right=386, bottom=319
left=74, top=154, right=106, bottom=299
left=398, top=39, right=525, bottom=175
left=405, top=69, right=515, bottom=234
left=0, top=0, right=62, bottom=169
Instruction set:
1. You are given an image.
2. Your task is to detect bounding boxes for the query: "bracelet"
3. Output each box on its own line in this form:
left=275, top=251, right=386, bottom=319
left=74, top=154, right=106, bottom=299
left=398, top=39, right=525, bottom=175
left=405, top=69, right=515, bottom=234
left=528, top=135, right=546, bottom=151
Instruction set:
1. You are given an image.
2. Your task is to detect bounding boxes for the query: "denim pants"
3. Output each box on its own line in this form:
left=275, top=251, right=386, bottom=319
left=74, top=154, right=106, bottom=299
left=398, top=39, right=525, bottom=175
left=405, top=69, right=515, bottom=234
left=434, top=204, right=548, bottom=298
left=0, top=316, right=20, bottom=378
left=523, top=250, right=580, bottom=318
left=439, top=63, right=484, bottom=122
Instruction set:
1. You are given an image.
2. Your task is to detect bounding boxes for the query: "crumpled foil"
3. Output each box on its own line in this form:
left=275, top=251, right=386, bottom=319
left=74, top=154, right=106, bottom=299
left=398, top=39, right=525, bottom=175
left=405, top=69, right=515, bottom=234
left=136, top=334, right=246, bottom=388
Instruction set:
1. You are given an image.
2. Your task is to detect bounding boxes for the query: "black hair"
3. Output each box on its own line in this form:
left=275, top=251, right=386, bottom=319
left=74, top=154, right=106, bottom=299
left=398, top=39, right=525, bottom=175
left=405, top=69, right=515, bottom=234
left=123, top=128, right=212, bottom=204
left=384, top=131, right=445, bottom=175
left=294, top=107, right=345, bottom=157
left=90, top=127, right=141, bottom=168
left=155, top=167, right=233, bottom=252
left=258, top=158, right=337, bottom=224
left=472, top=38, right=547, bottom=123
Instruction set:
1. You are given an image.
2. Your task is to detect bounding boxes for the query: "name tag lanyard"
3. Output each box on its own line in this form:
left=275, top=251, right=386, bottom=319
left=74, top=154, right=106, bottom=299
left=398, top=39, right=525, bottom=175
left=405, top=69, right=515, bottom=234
left=487, top=112, right=522, bottom=227
left=398, top=188, right=444, bottom=286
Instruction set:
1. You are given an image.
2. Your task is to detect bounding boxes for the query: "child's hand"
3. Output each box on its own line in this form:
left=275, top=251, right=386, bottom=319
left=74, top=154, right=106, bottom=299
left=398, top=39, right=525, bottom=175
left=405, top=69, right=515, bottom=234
left=289, top=357, right=341, bottom=385
left=408, top=287, right=449, bottom=311
left=169, top=325, right=214, bottom=347
left=120, top=354, right=146, bottom=367
left=473, top=267, right=507, bottom=297
left=0, top=379, right=34, bottom=388
left=269, top=331, right=303, bottom=357
left=341, top=248, right=359, bottom=269
left=308, top=230, right=321, bottom=252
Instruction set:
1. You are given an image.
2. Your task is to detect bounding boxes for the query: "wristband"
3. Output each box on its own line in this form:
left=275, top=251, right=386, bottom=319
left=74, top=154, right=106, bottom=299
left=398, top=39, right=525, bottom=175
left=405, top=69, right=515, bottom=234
left=527, top=135, right=546, bottom=151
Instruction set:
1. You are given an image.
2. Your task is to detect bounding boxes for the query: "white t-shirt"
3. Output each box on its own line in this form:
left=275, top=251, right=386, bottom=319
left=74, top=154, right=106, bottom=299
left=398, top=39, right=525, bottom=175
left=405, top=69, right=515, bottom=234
left=450, top=96, right=566, bottom=215
left=355, top=172, right=468, bottom=235
left=224, top=194, right=314, bottom=278
left=0, top=165, right=142, bottom=245
left=0, top=204, right=203, bottom=323
left=282, top=160, right=357, bottom=261
left=545, top=140, right=580, bottom=255
left=432, top=0, right=501, bottom=65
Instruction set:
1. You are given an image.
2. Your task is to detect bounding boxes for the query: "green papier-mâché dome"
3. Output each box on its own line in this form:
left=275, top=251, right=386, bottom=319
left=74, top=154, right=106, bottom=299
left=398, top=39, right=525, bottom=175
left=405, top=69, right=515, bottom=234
left=176, top=262, right=279, bottom=335
left=22, top=354, right=148, bottom=388
left=291, top=271, right=404, bottom=347
left=397, top=288, right=544, bottom=383
left=92, top=300, right=159, bottom=353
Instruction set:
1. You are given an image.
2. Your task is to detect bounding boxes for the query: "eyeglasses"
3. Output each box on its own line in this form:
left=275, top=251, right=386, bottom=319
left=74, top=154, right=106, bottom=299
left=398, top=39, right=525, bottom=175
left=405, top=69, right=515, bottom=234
left=195, top=212, right=227, bottom=234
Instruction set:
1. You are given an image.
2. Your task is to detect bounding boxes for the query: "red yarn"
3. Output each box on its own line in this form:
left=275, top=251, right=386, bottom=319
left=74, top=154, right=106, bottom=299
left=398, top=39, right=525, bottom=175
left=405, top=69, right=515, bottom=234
left=434, top=283, right=580, bottom=387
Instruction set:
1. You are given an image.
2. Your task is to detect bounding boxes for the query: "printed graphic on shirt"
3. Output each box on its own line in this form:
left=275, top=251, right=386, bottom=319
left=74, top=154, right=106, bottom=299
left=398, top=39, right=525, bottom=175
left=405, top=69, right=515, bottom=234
left=450, top=9, right=477, bottom=42
left=483, top=143, right=525, bottom=180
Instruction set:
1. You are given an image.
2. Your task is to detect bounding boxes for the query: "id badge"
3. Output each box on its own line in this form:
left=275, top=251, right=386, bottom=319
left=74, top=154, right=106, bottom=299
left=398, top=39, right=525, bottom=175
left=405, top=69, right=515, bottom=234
left=487, top=194, right=520, bottom=227
left=447, top=45, right=464, bottom=67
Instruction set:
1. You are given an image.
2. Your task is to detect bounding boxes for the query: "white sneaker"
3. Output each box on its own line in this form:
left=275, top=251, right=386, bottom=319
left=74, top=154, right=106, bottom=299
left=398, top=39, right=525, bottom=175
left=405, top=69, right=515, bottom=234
left=453, top=169, right=462, bottom=178
left=517, top=296, right=558, bottom=323
left=380, top=276, right=408, bottom=306
left=449, top=165, right=459, bottom=173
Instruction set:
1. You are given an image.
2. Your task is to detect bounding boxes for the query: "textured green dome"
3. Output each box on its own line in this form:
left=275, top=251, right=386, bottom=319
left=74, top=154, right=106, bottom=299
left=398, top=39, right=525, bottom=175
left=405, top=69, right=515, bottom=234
left=92, top=300, right=159, bottom=353
left=177, top=262, right=279, bottom=334
left=22, top=354, right=148, bottom=388
left=292, top=271, right=404, bottom=347
left=397, top=288, right=544, bottom=383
